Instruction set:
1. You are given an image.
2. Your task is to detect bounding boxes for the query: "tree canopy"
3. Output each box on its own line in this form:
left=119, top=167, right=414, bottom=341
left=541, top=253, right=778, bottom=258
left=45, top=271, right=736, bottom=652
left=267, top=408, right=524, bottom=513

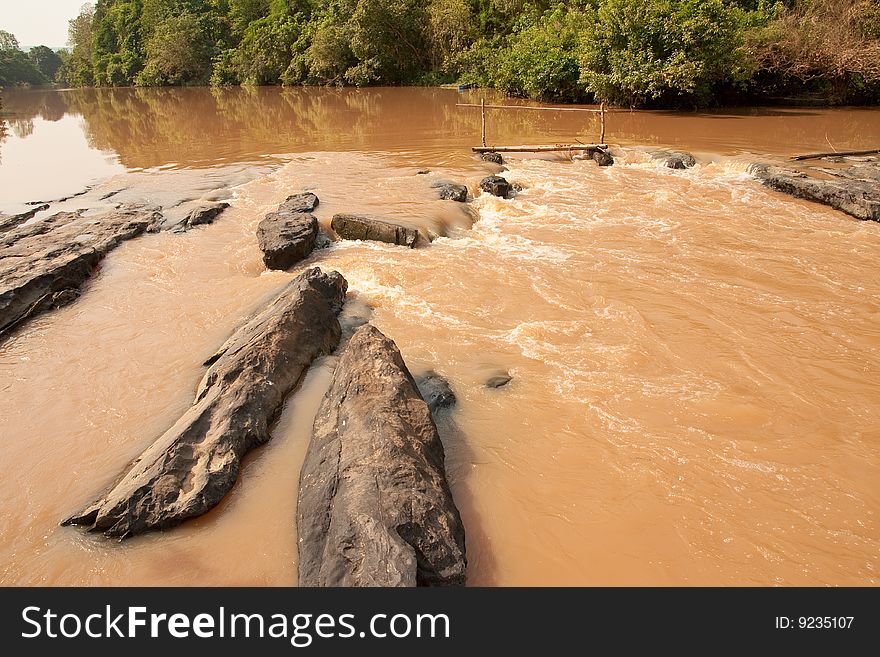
left=40, top=0, right=880, bottom=106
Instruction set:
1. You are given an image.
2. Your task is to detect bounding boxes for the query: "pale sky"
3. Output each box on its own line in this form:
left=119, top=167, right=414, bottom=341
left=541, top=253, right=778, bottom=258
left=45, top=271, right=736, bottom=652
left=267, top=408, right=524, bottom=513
left=0, top=0, right=88, bottom=48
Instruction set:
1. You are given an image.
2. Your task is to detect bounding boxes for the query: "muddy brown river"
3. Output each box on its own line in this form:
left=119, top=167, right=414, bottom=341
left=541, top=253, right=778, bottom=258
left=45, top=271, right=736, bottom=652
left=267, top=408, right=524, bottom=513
left=1, top=87, right=878, bottom=585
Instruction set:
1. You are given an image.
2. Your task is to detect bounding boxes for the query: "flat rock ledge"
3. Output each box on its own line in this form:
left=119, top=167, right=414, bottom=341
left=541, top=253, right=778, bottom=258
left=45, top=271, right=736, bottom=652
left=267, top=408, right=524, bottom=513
left=297, top=324, right=467, bottom=586
left=331, top=214, right=420, bottom=248
left=63, top=267, right=347, bottom=538
left=0, top=206, right=161, bottom=339
left=751, top=163, right=880, bottom=222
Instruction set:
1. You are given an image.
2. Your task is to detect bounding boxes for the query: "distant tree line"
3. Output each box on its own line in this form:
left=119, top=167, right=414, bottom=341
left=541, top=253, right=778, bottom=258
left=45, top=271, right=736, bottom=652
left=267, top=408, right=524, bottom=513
left=3, top=0, right=880, bottom=106
left=0, top=30, right=64, bottom=86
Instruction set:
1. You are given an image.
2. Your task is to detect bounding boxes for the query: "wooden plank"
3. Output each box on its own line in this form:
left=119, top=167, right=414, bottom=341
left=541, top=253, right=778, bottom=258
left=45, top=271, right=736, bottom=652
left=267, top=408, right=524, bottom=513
left=473, top=145, right=606, bottom=153
left=457, top=103, right=626, bottom=113
left=791, top=148, right=880, bottom=161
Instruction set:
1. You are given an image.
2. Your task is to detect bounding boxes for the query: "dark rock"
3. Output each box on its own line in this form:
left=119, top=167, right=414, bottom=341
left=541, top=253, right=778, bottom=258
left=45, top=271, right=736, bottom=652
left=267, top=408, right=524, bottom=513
left=653, top=150, right=697, bottom=169
left=298, top=324, right=466, bottom=586
left=63, top=268, right=348, bottom=538
left=183, top=201, right=229, bottom=229
left=331, top=214, right=420, bottom=248
left=433, top=182, right=469, bottom=203
left=0, top=206, right=161, bottom=339
left=314, top=230, right=333, bottom=250
left=593, top=149, right=614, bottom=167
left=257, top=212, right=318, bottom=270
left=751, top=163, right=880, bottom=222
left=480, top=176, right=512, bottom=198
left=416, top=370, right=457, bottom=414
left=279, top=192, right=319, bottom=214
left=485, top=373, right=512, bottom=389
left=416, top=170, right=430, bottom=175
left=480, top=152, right=504, bottom=165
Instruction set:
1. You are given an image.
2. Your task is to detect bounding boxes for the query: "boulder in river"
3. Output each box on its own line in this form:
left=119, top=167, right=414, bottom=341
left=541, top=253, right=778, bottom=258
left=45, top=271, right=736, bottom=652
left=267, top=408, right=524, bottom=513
left=416, top=370, right=457, bottom=414
left=257, top=211, right=319, bottom=270
left=0, top=206, right=161, bottom=339
left=485, top=372, right=512, bottom=388
left=751, top=163, right=880, bottom=222
left=433, top=182, right=469, bottom=203
left=279, top=192, right=319, bottom=214
left=331, top=213, right=420, bottom=248
left=63, top=267, right=348, bottom=538
left=297, top=324, right=466, bottom=586
left=593, top=149, right=614, bottom=167
left=183, top=201, right=229, bottom=229
left=480, top=176, right=512, bottom=198
left=480, top=152, right=504, bottom=165
left=653, top=150, right=697, bottom=170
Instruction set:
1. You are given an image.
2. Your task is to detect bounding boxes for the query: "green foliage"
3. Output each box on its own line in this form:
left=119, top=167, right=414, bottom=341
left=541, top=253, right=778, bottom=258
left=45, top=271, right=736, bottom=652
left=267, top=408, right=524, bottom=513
left=28, top=47, right=64, bottom=81
left=138, top=12, right=221, bottom=84
left=228, top=13, right=303, bottom=84
left=0, top=32, right=51, bottom=87
left=580, top=0, right=757, bottom=107
left=492, top=5, right=589, bottom=101
left=48, top=0, right=880, bottom=107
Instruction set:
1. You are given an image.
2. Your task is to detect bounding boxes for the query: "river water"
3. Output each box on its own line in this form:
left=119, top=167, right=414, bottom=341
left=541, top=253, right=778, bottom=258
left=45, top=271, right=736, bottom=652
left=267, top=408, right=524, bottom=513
left=1, top=87, right=878, bottom=585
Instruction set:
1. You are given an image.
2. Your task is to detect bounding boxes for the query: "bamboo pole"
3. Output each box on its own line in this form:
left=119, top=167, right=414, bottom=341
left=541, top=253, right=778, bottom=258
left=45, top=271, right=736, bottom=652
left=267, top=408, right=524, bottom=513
left=481, top=98, right=486, bottom=147
left=457, top=103, right=626, bottom=113
left=600, top=102, right=606, bottom=144
left=472, top=145, right=605, bottom=153
left=791, top=148, right=880, bottom=161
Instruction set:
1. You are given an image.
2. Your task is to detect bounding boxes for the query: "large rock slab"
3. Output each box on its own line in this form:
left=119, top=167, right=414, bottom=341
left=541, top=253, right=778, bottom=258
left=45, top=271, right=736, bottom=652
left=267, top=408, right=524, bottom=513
left=63, top=267, right=348, bottom=538
left=330, top=214, right=420, bottom=248
left=751, top=163, right=880, bottom=222
left=257, top=212, right=319, bottom=270
left=298, top=324, right=466, bottom=586
left=0, top=206, right=161, bottom=338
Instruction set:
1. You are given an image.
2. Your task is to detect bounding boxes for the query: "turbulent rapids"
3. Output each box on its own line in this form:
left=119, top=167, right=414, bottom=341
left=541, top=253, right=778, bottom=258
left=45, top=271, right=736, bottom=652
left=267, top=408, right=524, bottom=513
left=0, top=87, right=878, bottom=586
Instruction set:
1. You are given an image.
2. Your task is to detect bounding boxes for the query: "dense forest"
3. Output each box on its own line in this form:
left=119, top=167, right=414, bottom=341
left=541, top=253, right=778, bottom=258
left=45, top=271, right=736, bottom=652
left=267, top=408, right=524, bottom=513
left=1, top=0, right=880, bottom=106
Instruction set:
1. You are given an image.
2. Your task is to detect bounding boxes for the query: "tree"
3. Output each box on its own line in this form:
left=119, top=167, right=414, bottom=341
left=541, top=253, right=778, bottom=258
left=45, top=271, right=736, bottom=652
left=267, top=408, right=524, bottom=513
left=580, top=0, right=754, bottom=106
left=138, top=12, right=220, bottom=85
left=0, top=30, right=19, bottom=51
left=28, top=46, right=64, bottom=81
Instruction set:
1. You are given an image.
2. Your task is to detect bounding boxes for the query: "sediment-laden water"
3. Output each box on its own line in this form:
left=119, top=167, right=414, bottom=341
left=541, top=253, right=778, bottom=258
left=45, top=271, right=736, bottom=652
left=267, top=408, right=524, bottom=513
left=1, top=87, right=878, bottom=585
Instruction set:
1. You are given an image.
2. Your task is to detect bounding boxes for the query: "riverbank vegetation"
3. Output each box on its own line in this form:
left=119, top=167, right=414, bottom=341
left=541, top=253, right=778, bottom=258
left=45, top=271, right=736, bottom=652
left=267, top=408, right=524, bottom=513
left=2, top=1, right=879, bottom=107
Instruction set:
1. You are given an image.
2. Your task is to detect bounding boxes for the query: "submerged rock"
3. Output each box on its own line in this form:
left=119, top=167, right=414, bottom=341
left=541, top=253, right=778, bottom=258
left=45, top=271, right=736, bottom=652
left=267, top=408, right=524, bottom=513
left=279, top=192, right=319, bottom=214
left=0, top=206, right=161, bottom=339
left=183, top=201, right=229, bottom=229
left=416, top=370, right=457, bottom=414
left=331, top=213, right=420, bottom=248
left=480, top=176, right=512, bottom=198
left=480, top=152, right=504, bottom=165
left=593, top=149, right=615, bottom=167
left=298, top=324, right=466, bottom=587
left=257, top=211, right=319, bottom=270
left=63, top=268, right=348, bottom=538
left=485, top=372, right=512, bottom=389
left=653, top=150, right=697, bottom=169
left=433, top=182, right=469, bottom=203
left=751, top=163, right=880, bottom=222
